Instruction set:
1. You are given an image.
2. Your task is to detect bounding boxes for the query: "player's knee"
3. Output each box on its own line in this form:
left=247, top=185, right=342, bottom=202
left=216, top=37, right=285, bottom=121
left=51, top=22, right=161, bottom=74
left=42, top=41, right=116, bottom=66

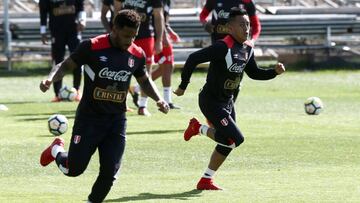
left=66, top=166, right=86, bottom=177
left=66, top=170, right=84, bottom=177
left=216, top=145, right=232, bottom=156
left=234, top=134, right=244, bottom=147
left=230, top=130, right=244, bottom=147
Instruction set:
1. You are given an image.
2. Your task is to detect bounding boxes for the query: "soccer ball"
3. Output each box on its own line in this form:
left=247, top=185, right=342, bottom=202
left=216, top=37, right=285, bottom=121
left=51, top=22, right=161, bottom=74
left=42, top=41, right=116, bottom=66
left=48, top=114, right=68, bottom=136
left=59, top=86, right=77, bottom=101
left=304, top=97, right=324, bottom=115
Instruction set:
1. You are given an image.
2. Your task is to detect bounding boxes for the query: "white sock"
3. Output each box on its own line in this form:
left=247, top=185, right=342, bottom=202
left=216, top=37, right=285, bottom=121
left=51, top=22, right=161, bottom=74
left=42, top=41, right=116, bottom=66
left=51, top=144, right=65, bottom=158
left=199, top=125, right=209, bottom=135
left=134, top=83, right=140, bottom=93
left=202, top=168, right=216, bottom=179
left=138, top=96, right=148, bottom=108
left=163, top=87, right=172, bottom=103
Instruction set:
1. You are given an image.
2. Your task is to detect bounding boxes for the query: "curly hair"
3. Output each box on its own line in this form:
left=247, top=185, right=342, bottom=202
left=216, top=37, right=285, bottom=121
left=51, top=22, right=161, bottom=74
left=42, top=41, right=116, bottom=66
left=113, top=9, right=141, bottom=29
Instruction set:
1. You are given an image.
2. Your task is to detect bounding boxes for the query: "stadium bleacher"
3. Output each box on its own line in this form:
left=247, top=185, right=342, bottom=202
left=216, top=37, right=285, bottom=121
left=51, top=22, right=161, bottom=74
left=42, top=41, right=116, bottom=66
left=1, top=0, right=360, bottom=64
left=2, top=13, right=358, bottom=48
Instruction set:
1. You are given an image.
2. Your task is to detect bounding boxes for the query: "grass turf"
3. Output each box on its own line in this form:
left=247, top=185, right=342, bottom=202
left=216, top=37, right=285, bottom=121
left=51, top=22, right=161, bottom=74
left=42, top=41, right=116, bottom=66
left=0, top=69, right=360, bottom=202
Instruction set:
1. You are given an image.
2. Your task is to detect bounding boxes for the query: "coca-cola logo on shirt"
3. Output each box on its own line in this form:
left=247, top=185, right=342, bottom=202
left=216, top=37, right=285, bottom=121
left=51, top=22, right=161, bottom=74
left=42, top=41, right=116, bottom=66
left=218, top=10, right=229, bottom=19
left=99, top=68, right=131, bottom=82
left=124, top=0, right=146, bottom=9
left=228, top=63, right=246, bottom=73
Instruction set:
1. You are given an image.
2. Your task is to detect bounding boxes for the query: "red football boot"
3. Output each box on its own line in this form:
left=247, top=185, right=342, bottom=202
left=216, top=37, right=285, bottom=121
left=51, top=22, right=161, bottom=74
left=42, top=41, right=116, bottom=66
left=184, top=118, right=201, bottom=141
left=40, top=137, right=65, bottom=167
left=138, top=107, right=151, bottom=116
left=196, top=177, right=222, bottom=190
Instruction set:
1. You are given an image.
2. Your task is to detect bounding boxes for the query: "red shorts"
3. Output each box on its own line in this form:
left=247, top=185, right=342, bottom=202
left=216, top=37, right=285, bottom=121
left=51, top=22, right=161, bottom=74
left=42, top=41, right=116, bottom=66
left=154, top=45, right=174, bottom=65
left=134, top=37, right=154, bottom=65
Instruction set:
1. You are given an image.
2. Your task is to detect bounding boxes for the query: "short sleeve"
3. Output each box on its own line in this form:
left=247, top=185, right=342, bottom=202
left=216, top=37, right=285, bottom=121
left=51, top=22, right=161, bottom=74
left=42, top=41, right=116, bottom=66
left=102, top=0, right=112, bottom=6
left=151, top=0, right=163, bottom=8
left=243, top=1, right=257, bottom=16
left=204, top=0, right=215, bottom=11
left=133, top=56, right=147, bottom=78
left=70, top=40, right=91, bottom=66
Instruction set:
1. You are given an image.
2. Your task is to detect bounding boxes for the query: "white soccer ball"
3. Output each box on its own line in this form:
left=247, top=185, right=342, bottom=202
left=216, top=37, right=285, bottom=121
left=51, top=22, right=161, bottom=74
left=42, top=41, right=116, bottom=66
left=304, top=97, right=324, bottom=115
left=59, top=86, right=77, bottom=101
left=48, top=114, right=68, bottom=136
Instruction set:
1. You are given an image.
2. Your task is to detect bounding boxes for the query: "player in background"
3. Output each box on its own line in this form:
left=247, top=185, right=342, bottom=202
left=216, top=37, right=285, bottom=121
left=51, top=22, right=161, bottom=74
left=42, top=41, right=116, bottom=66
left=199, top=0, right=261, bottom=45
left=151, top=0, right=181, bottom=109
left=39, top=10, right=169, bottom=202
left=39, top=0, right=86, bottom=102
left=100, top=0, right=115, bottom=33
left=174, top=8, right=285, bottom=190
left=199, top=0, right=261, bottom=103
left=100, top=0, right=139, bottom=109
left=114, top=0, right=164, bottom=116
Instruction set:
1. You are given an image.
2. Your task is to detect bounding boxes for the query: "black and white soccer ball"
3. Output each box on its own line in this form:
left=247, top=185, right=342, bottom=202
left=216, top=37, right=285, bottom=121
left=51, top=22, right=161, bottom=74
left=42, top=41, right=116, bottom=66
left=304, top=97, right=324, bottom=115
left=48, top=114, right=68, bottom=136
left=59, top=86, right=77, bottom=101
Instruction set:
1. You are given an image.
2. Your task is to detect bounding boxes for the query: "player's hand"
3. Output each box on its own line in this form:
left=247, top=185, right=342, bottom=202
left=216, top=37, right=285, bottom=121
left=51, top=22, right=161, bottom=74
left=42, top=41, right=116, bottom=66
left=169, top=31, right=181, bottom=43
left=77, top=21, right=86, bottom=32
left=275, top=62, right=285, bottom=75
left=40, top=79, right=52, bottom=92
left=163, top=35, right=171, bottom=47
left=203, top=22, right=214, bottom=34
left=173, top=88, right=185, bottom=96
left=156, top=100, right=169, bottom=114
left=249, top=39, right=255, bottom=46
left=41, top=34, right=48, bottom=45
left=155, top=40, right=163, bottom=55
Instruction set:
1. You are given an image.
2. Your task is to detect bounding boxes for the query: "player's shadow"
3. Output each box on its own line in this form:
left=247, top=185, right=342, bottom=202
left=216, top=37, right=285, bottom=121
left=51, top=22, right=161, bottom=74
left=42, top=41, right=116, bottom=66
left=14, top=110, right=76, bottom=121
left=126, top=129, right=183, bottom=135
left=17, top=115, right=75, bottom=121
left=14, top=110, right=75, bottom=117
left=104, top=189, right=202, bottom=202
left=1, top=101, right=48, bottom=105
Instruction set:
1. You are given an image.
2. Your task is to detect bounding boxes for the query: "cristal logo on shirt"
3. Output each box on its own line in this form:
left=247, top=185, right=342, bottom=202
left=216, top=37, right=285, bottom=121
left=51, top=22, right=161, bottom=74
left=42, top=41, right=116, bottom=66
left=99, top=68, right=131, bottom=82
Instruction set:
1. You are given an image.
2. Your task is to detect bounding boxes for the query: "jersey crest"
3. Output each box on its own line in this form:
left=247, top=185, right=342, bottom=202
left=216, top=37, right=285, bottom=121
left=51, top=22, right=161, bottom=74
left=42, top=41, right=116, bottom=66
left=128, top=57, right=135, bottom=68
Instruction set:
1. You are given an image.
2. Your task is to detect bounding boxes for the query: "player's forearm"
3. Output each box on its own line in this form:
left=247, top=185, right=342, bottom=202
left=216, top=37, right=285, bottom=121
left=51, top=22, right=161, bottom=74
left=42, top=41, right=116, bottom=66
left=39, top=0, right=48, bottom=27
left=49, top=58, right=77, bottom=82
left=47, top=62, right=66, bottom=83
left=249, top=15, right=261, bottom=40
left=245, top=56, right=277, bottom=80
left=75, top=0, right=85, bottom=13
left=101, top=17, right=111, bottom=33
left=180, top=46, right=217, bottom=89
left=179, top=53, right=202, bottom=90
left=114, top=0, right=122, bottom=14
left=153, top=9, right=164, bottom=43
left=165, top=25, right=175, bottom=35
left=138, top=78, right=162, bottom=102
left=199, top=6, right=210, bottom=24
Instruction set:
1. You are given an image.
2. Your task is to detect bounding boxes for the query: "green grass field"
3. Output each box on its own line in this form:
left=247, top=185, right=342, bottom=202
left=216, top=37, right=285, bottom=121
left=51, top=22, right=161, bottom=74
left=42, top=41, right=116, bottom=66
left=1, top=68, right=360, bottom=202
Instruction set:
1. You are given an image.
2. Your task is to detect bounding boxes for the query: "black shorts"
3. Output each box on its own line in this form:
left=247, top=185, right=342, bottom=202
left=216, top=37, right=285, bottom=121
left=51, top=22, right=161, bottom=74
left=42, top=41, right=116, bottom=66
left=66, top=113, right=126, bottom=176
left=198, top=90, right=244, bottom=147
left=51, top=30, right=80, bottom=64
